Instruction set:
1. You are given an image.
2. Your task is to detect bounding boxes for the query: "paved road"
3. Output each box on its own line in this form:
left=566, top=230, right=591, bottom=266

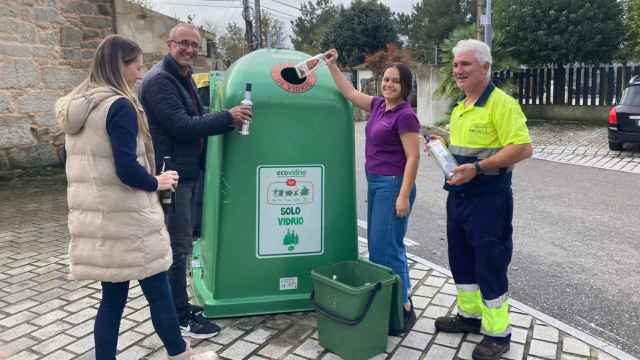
left=354, top=121, right=640, bottom=356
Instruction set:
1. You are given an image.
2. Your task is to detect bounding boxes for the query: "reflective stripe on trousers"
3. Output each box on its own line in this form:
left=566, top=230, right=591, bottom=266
left=456, top=285, right=511, bottom=337
left=447, top=189, right=513, bottom=338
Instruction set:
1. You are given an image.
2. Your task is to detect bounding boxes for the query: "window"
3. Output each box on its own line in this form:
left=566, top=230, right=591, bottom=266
left=620, top=85, right=640, bottom=106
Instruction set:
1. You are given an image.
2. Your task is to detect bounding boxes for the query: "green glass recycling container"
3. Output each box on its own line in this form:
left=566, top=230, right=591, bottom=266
left=191, top=49, right=359, bottom=318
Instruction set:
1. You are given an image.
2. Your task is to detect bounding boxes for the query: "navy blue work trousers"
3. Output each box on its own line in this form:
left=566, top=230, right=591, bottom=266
left=446, top=189, right=513, bottom=301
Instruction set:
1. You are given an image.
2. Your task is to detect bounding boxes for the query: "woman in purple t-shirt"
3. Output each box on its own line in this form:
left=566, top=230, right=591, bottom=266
left=324, top=49, right=420, bottom=333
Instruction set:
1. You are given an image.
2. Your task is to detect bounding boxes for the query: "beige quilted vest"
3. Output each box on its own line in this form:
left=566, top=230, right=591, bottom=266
left=58, top=86, right=172, bottom=282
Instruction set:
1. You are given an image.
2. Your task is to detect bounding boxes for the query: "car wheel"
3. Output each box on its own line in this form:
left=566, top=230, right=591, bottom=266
left=609, top=141, right=623, bottom=151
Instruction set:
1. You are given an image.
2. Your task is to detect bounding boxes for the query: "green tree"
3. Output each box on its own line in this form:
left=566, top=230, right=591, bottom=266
left=218, top=22, right=247, bottom=67
left=493, top=0, right=624, bottom=66
left=395, top=12, right=412, bottom=37
left=406, top=0, right=467, bottom=64
left=622, top=0, right=640, bottom=60
left=321, top=0, right=398, bottom=67
left=460, top=0, right=477, bottom=22
left=291, top=0, right=338, bottom=55
left=260, top=12, right=287, bottom=48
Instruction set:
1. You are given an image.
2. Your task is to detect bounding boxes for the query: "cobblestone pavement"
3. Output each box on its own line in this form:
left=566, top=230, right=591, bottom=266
left=1, top=172, right=637, bottom=359
left=529, top=121, right=640, bottom=173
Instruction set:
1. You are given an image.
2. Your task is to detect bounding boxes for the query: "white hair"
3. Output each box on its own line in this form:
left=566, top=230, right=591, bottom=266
left=453, top=39, right=492, bottom=79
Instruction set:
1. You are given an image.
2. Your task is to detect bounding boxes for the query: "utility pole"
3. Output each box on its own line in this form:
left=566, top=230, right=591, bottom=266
left=242, top=0, right=255, bottom=50
left=484, top=0, right=492, bottom=48
left=254, top=0, right=262, bottom=49
left=476, top=0, right=484, bottom=41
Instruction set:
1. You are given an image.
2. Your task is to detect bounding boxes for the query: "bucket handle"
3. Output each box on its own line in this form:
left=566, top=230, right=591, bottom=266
left=310, top=282, right=382, bottom=326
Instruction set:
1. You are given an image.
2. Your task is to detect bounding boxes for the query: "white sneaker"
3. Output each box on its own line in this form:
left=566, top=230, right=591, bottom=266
left=190, top=351, right=219, bottom=360
left=167, top=341, right=219, bottom=360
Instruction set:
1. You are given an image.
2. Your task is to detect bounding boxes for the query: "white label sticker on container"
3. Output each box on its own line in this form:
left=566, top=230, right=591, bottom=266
left=279, top=277, right=298, bottom=290
left=191, top=259, right=201, bottom=269
left=256, top=165, right=324, bottom=258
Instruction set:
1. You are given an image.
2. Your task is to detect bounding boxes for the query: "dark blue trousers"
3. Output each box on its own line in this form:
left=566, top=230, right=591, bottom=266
left=447, top=189, right=513, bottom=339
left=94, top=271, right=186, bottom=359
left=446, top=189, right=513, bottom=300
left=166, top=178, right=198, bottom=322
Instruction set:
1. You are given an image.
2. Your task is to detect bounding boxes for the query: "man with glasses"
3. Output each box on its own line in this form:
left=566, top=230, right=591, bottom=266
left=140, top=23, right=252, bottom=339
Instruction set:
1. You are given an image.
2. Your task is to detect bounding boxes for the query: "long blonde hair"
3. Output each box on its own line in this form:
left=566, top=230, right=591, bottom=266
left=59, top=35, right=154, bottom=166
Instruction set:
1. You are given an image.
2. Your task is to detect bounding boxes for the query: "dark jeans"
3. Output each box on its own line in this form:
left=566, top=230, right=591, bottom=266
left=166, top=177, right=198, bottom=322
left=94, top=272, right=186, bottom=359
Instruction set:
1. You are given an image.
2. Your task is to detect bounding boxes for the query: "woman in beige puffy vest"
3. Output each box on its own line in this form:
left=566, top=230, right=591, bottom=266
left=56, top=35, right=217, bottom=360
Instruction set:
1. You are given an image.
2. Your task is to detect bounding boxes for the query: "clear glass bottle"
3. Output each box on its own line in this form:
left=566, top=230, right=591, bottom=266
left=239, top=83, right=252, bottom=136
left=427, top=139, right=458, bottom=179
left=294, top=53, right=326, bottom=79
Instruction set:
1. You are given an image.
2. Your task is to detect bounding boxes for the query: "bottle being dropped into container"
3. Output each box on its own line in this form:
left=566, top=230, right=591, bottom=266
left=426, top=139, right=459, bottom=179
left=238, top=82, right=252, bottom=136
left=294, top=53, right=326, bottom=79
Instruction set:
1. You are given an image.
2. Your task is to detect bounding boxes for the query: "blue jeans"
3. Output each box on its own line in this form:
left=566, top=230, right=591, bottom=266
left=94, top=272, right=186, bottom=359
left=366, top=172, right=416, bottom=305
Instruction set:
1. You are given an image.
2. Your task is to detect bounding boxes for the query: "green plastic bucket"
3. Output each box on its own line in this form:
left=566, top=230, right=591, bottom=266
left=311, top=260, right=398, bottom=360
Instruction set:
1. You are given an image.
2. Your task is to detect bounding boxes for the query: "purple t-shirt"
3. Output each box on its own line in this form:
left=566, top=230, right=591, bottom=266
left=365, top=96, right=420, bottom=176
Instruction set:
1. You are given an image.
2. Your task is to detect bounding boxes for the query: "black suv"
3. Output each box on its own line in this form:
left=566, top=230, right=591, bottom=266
left=608, top=76, right=640, bottom=150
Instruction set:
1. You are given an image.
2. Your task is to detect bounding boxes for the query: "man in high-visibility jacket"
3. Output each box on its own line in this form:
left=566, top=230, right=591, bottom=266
left=432, top=39, right=532, bottom=360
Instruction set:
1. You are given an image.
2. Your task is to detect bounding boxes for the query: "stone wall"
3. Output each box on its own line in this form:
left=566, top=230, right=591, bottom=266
left=113, top=0, right=223, bottom=73
left=0, top=1, right=222, bottom=172
left=0, top=0, right=114, bottom=171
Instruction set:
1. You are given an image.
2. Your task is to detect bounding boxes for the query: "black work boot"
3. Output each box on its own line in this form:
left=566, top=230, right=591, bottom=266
left=472, top=337, right=510, bottom=360
left=434, top=314, right=481, bottom=333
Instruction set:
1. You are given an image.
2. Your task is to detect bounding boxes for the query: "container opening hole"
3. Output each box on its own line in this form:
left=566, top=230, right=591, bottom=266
left=281, top=67, right=306, bottom=85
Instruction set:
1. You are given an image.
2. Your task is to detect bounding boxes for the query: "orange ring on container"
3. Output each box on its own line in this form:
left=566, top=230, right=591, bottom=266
left=272, top=64, right=316, bottom=93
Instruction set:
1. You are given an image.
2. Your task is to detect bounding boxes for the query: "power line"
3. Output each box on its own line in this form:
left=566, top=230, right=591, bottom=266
left=269, top=0, right=300, bottom=8
left=160, top=0, right=241, bottom=3
left=267, top=0, right=300, bottom=11
left=162, top=2, right=243, bottom=8
left=261, top=5, right=297, bottom=18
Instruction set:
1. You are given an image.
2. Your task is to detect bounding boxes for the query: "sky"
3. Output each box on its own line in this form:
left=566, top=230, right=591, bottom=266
left=149, top=0, right=419, bottom=47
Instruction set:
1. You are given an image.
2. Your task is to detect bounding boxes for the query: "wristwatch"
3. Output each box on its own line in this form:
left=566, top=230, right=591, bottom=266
left=474, top=161, right=483, bottom=175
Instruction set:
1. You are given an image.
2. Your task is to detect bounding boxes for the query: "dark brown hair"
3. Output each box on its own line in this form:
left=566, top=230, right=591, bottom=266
left=384, top=63, right=413, bottom=100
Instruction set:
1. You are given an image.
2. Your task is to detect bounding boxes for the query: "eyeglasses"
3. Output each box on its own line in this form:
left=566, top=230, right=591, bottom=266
left=170, top=40, right=200, bottom=50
